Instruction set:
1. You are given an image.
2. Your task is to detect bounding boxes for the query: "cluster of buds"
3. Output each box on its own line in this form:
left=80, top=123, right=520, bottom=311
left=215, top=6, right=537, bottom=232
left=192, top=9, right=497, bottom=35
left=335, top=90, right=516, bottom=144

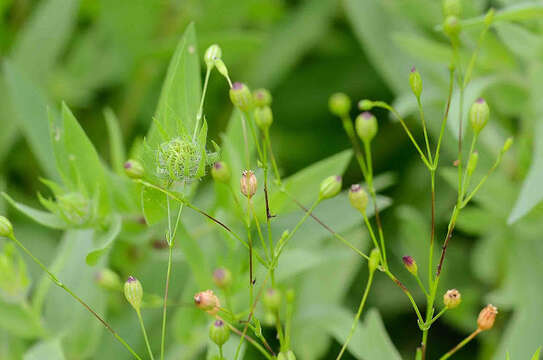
left=194, top=289, right=221, bottom=316
left=240, top=170, right=257, bottom=198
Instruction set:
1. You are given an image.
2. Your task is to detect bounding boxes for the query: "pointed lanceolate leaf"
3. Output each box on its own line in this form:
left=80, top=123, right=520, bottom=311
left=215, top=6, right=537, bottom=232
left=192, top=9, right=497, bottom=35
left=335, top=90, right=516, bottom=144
left=2, top=193, right=67, bottom=230
left=85, top=214, right=122, bottom=266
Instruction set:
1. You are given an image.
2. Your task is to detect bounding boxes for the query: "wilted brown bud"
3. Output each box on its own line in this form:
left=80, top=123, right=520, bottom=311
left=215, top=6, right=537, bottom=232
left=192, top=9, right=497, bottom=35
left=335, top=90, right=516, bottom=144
left=477, top=304, right=498, bottom=331
left=194, top=290, right=221, bottom=316
left=240, top=170, right=257, bottom=198
left=443, top=289, right=461, bottom=309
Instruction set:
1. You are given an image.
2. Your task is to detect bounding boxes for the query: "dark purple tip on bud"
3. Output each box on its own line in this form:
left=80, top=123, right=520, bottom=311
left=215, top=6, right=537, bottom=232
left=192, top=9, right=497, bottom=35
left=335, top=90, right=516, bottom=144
left=214, top=319, right=224, bottom=327
left=361, top=111, right=373, bottom=120
left=402, top=256, right=414, bottom=266
left=123, top=162, right=132, bottom=169
left=126, top=276, right=136, bottom=283
left=213, top=268, right=225, bottom=280
left=214, top=162, right=222, bottom=170
left=350, top=184, right=361, bottom=192
left=335, top=175, right=342, bottom=182
left=232, top=82, right=243, bottom=90
left=410, top=66, right=417, bottom=73
left=476, top=97, right=485, bottom=104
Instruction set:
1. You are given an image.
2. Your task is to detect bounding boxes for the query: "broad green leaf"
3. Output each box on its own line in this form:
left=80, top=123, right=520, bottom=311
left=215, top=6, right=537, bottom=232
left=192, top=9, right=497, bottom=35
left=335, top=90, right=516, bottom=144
left=451, top=2, right=543, bottom=29
left=276, top=248, right=351, bottom=281
left=177, top=224, right=212, bottom=289
left=532, top=347, right=541, bottom=360
left=85, top=214, right=122, bottom=266
left=0, top=298, right=45, bottom=339
left=104, top=108, right=126, bottom=175
left=141, top=186, right=167, bottom=226
left=494, top=22, right=543, bottom=61
left=23, top=338, right=65, bottom=360
left=2, top=193, right=67, bottom=230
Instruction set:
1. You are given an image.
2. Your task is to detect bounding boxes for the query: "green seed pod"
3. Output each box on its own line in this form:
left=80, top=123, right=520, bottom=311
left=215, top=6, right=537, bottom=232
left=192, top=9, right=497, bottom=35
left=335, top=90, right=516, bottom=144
left=229, top=82, right=253, bottom=112
left=402, top=256, right=418, bottom=276
left=469, top=98, right=490, bottom=134
left=215, top=59, right=229, bottom=79
left=95, top=268, right=122, bottom=291
left=348, top=184, right=368, bottom=214
left=124, top=276, right=143, bottom=311
left=211, top=161, right=231, bottom=184
left=442, top=0, right=461, bottom=17
left=443, top=289, right=461, bottom=309
left=368, top=248, right=380, bottom=273
left=502, top=137, right=513, bottom=152
left=409, top=67, right=423, bottom=98
left=358, top=99, right=374, bottom=111
left=209, top=319, right=230, bottom=346
left=240, top=170, right=257, bottom=198
left=329, top=93, right=351, bottom=118
left=253, top=88, right=272, bottom=107
left=254, top=106, right=273, bottom=130
left=263, top=288, right=281, bottom=311
left=278, top=351, right=297, bottom=360
left=443, top=16, right=461, bottom=38
left=467, top=151, right=479, bottom=176
left=319, top=175, right=342, bottom=199
left=0, top=216, right=13, bottom=238
left=124, top=159, right=144, bottom=179
left=355, top=112, right=378, bottom=143
left=213, top=268, right=232, bottom=289
left=204, top=44, right=222, bottom=68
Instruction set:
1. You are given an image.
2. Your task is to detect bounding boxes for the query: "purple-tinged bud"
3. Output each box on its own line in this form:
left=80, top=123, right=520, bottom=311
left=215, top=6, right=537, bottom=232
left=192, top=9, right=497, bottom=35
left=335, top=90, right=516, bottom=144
left=444, top=16, right=461, bottom=38
left=477, top=304, right=498, bottom=330
left=253, top=88, right=272, bottom=107
left=329, top=93, right=351, bottom=117
left=409, top=67, right=423, bottom=98
left=319, top=175, right=342, bottom=199
left=212, top=268, right=232, bottom=289
left=209, top=319, right=230, bottom=346
left=402, top=255, right=418, bottom=276
left=470, top=98, right=490, bottom=134
left=240, top=170, right=257, bottom=198
left=211, top=161, right=231, bottom=183
left=254, top=106, right=273, bottom=130
left=194, top=290, right=221, bottom=315
left=124, top=159, right=144, bottom=179
left=263, top=288, right=281, bottom=311
left=229, top=82, right=253, bottom=112
left=349, top=184, right=369, bottom=214
left=355, top=112, right=378, bottom=143
left=0, top=216, right=13, bottom=238
left=443, top=289, right=461, bottom=308
left=124, top=276, right=143, bottom=311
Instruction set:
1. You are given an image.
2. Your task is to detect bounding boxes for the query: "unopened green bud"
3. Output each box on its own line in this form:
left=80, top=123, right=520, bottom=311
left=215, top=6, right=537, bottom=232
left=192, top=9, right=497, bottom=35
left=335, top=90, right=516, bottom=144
left=124, top=159, right=144, bottom=179
left=215, top=59, right=229, bottom=79
left=124, top=276, right=143, bottom=311
left=329, top=93, right=351, bottom=117
left=409, top=67, right=423, bottom=98
left=254, top=106, right=273, bottom=130
left=253, top=88, right=272, bottom=107
left=213, top=268, right=232, bottom=289
left=443, top=0, right=461, bottom=17
left=443, top=289, right=461, bottom=308
left=319, top=175, right=342, bottom=199
left=469, top=98, right=490, bottom=134
left=211, top=161, right=231, bottom=183
left=229, top=82, right=253, bottom=112
left=369, top=248, right=380, bottom=273
left=358, top=99, right=374, bottom=111
left=0, top=216, right=13, bottom=238
left=444, top=16, right=461, bottom=38
left=278, top=351, right=297, bottom=360
left=484, top=8, right=495, bottom=26
left=95, top=268, right=122, bottom=291
left=348, top=184, right=368, bottom=213
left=402, top=256, right=418, bottom=276
left=57, top=192, right=90, bottom=225
left=209, top=319, right=230, bottom=346
left=467, top=152, right=478, bottom=176
left=240, top=170, right=257, bottom=198
left=204, top=44, right=222, bottom=68
left=263, top=288, right=281, bottom=311
left=502, top=137, right=513, bottom=152
left=356, top=112, right=378, bottom=143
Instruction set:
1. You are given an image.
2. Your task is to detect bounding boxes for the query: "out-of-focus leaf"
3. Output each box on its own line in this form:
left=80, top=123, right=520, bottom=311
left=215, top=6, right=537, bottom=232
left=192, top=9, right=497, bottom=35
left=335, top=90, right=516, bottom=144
left=23, top=338, right=65, bottom=360
left=276, top=248, right=351, bottom=281
left=453, top=2, right=543, bottom=29
left=531, top=347, right=541, bottom=360
left=494, top=22, right=543, bottom=61
left=85, top=214, right=122, bottom=266
left=0, top=299, right=45, bottom=339
left=2, top=193, right=67, bottom=229
left=104, top=108, right=126, bottom=175
left=141, top=186, right=167, bottom=226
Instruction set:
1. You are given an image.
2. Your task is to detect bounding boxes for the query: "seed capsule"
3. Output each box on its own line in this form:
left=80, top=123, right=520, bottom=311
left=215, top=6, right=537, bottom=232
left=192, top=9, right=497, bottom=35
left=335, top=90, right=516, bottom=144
left=263, top=288, right=281, bottom=311
left=254, top=106, right=273, bottom=130
left=95, top=269, right=122, bottom=291
left=443, top=289, right=462, bottom=308
left=204, top=44, right=222, bottom=68
left=467, top=152, right=479, bottom=176
left=477, top=304, right=498, bottom=330
left=0, top=216, right=13, bottom=238
left=409, top=67, right=423, bottom=98
left=329, top=93, right=351, bottom=118
left=124, top=159, right=144, bottom=179
left=402, top=255, right=418, bottom=276
left=355, top=112, right=378, bottom=143
left=209, top=319, right=230, bottom=346
left=319, top=175, right=342, bottom=199
left=215, top=59, right=229, bottom=79
left=124, top=276, right=143, bottom=311
left=194, top=289, right=221, bottom=315
left=253, top=88, right=272, bottom=107
left=229, top=82, right=253, bottom=112
left=212, top=268, right=232, bottom=289
left=349, top=184, right=368, bottom=214
left=444, top=16, right=461, bottom=38
left=469, top=98, right=490, bottom=134
left=240, top=170, right=257, bottom=198
left=211, top=161, right=231, bottom=183
left=369, top=248, right=380, bottom=273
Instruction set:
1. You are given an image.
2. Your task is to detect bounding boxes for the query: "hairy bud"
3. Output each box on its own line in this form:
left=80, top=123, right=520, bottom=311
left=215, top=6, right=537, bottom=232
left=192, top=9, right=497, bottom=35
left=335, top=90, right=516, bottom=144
left=211, top=161, right=231, bottom=183
left=469, top=98, right=490, bottom=134
left=356, top=112, right=378, bottom=143
left=477, top=304, right=498, bottom=331
left=204, top=44, right=222, bottom=68
left=349, top=184, right=368, bottom=214
left=319, top=175, right=342, bottom=199
left=443, top=289, right=462, bottom=309
left=209, top=319, right=230, bottom=346
left=0, top=216, right=13, bottom=238
left=124, top=159, right=144, bottom=179
left=254, top=106, right=273, bottom=130
left=402, top=255, right=418, bottom=276
left=213, top=268, right=232, bottom=289
left=194, top=289, right=221, bottom=315
left=329, top=93, right=351, bottom=118
left=229, top=82, right=253, bottom=112
left=253, top=88, right=272, bottom=107
left=240, top=170, right=257, bottom=198
left=124, top=276, right=143, bottom=311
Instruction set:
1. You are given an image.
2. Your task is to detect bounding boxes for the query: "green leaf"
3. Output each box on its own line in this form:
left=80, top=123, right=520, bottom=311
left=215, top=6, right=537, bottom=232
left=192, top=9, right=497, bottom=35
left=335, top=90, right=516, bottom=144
left=104, top=108, right=126, bottom=175
left=531, top=347, right=541, bottom=360
left=494, top=22, right=543, bottom=61
left=276, top=248, right=351, bottom=281
left=23, top=338, right=65, bottom=360
left=451, top=2, right=543, bottom=29
left=85, top=214, right=122, bottom=266
left=141, top=186, right=167, bottom=226
left=0, top=299, right=45, bottom=339
left=2, top=193, right=67, bottom=229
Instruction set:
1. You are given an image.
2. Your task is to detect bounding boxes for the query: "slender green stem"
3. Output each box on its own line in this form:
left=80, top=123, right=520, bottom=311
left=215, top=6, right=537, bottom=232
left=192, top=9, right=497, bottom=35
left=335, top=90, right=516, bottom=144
left=462, top=148, right=506, bottom=207
left=264, top=130, right=281, bottom=184
left=424, top=307, right=448, bottom=329
left=439, top=329, right=482, bottom=360
left=244, top=110, right=264, bottom=163
left=219, top=345, right=224, bottom=359
left=7, top=234, right=142, bottom=360
left=428, top=170, right=436, bottom=290
left=414, top=274, right=429, bottom=298
left=336, top=270, right=375, bottom=360
left=249, top=199, right=270, bottom=261
left=362, top=214, right=383, bottom=264
left=341, top=116, right=368, bottom=177
left=460, top=134, right=478, bottom=198
left=385, top=270, right=424, bottom=324
left=275, top=310, right=286, bottom=352
left=433, top=67, right=455, bottom=168
left=136, top=310, right=155, bottom=360
left=416, top=97, right=433, bottom=164
left=194, top=67, right=211, bottom=140
left=224, top=317, right=274, bottom=360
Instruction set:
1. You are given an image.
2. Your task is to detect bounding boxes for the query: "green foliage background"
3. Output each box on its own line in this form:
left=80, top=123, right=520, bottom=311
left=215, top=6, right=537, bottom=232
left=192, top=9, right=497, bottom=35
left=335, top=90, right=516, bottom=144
left=0, top=0, right=542, bottom=359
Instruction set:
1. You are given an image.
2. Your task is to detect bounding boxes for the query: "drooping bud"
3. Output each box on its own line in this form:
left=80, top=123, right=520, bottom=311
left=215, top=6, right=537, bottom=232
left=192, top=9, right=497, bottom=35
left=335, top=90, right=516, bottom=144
left=204, top=44, right=222, bottom=69
left=253, top=88, right=272, bottom=107
left=329, top=93, right=351, bottom=118
left=469, top=98, right=490, bottom=134
left=229, top=82, right=253, bottom=112
left=240, top=170, right=257, bottom=198
left=194, top=289, right=221, bottom=315
left=402, top=255, right=418, bottom=276
left=277, top=351, right=297, bottom=360
left=369, top=248, right=380, bottom=273
left=254, top=106, right=273, bottom=130
left=409, top=67, right=423, bottom=98
left=443, top=289, right=462, bottom=309
left=124, top=276, right=143, bottom=311
left=212, top=268, right=232, bottom=289
left=215, top=59, right=229, bottom=79
left=0, top=216, right=13, bottom=238
left=211, top=161, right=231, bottom=183
left=477, top=304, right=498, bottom=331
left=502, top=137, right=513, bottom=152
left=95, top=268, right=122, bottom=291
left=348, top=184, right=368, bottom=214
left=467, top=152, right=479, bottom=176
left=443, top=16, right=461, bottom=38
left=124, top=159, right=144, bottom=179
left=355, top=112, right=378, bottom=143
left=443, top=0, right=461, bottom=17
left=209, top=319, right=230, bottom=346
left=263, top=288, right=281, bottom=311
left=358, top=99, right=374, bottom=111
left=319, top=175, right=342, bottom=199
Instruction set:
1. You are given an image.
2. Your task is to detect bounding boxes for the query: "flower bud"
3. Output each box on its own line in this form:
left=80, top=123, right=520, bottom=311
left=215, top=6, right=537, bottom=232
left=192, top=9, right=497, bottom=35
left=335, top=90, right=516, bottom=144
left=477, top=304, right=498, bottom=331
left=240, top=170, right=257, bottom=198
left=278, top=351, right=297, bottom=360
left=0, top=216, right=13, bottom=238
left=443, top=289, right=461, bottom=309
left=254, top=106, right=273, bottom=130
left=402, top=255, right=418, bottom=276
left=329, top=93, right=351, bottom=118
left=95, top=268, right=122, bottom=291
left=253, top=88, right=272, bottom=107
left=215, top=59, right=229, bottom=79
left=229, top=82, right=253, bottom=112
left=467, top=152, right=478, bottom=176
left=124, top=276, right=143, bottom=311
left=194, top=289, right=221, bottom=315
left=355, top=112, right=378, bottom=143
left=443, top=0, right=461, bottom=17
left=358, top=99, right=374, bottom=111
left=443, top=16, right=461, bottom=38
left=209, top=319, right=230, bottom=346
left=349, top=184, right=368, bottom=213
left=484, top=8, right=495, bottom=26
left=469, top=98, right=490, bottom=134
left=204, top=44, right=222, bottom=68
left=409, top=67, right=423, bottom=98
left=369, top=248, right=380, bottom=273
left=502, top=137, right=513, bottom=152
left=211, top=161, right=231, bottom=183
left=213, top=268, right=232, bottom=289
left=319, top=175, right=342, bottom=199
left=263, top=288, right=281, bottom=311
left=124, top=159, right=144, bottom=179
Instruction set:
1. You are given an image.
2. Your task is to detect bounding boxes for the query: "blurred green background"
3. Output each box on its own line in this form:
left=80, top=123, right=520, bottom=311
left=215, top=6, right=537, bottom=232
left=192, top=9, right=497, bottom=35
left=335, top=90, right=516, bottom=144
left=1, top=0, right=542, bottom=359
